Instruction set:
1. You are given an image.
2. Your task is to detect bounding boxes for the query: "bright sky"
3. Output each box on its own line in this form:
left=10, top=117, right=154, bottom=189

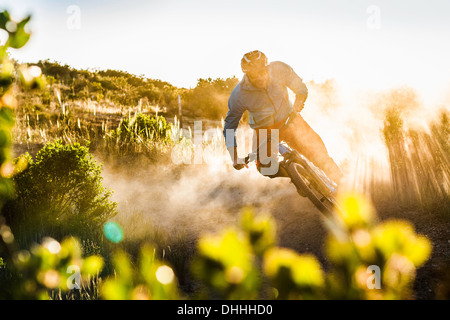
left=1, top=0, right=450, bottom=102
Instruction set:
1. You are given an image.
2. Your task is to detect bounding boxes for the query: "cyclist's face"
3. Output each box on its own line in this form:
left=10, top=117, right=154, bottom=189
left=246, top=66, right=269, bottom=89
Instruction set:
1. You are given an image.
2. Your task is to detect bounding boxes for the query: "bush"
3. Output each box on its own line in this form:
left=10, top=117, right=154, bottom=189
left=116, top=113, right=172, bottom=142
left=183, top=77, right=239, bottom=120
left=3, top=140, right=118, bottom=245
left=105, top=112, right=174, bottom=157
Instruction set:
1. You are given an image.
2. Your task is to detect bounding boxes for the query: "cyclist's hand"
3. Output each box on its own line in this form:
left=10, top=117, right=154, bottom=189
left=293, top=100, right=304, bottom=113
left=233, top=158, right=248, bottom=170
left=293, top=95, right=306, bottom=113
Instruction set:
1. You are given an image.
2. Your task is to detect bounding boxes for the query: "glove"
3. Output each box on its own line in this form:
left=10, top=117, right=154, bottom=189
left=233, top=158, right=248, bottom=170
left=293, top=101, right=304, bottom=113
left=293, top=96, right=306, bottom=113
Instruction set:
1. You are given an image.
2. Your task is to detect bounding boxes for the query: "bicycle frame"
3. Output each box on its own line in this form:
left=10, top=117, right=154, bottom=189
left=244, top=129, right=338, bottom=196
left=241, top=114, right=342, bottom=217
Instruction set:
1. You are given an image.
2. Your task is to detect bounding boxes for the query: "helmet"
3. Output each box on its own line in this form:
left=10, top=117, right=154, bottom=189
left=241, top=50, right=268, bottom=73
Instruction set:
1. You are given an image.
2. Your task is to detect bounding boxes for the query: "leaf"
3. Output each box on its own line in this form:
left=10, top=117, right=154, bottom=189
left=6, top=15, right=31, bottom=49
left=336, top=192, right=376, bottom=230
left=101, top=279, right=129, bottom=300
left=0, top=11, right=11, bottom=30
left=0, top=107, right=15, bottom=127
left=263, top=247, right=324, bottom=299
left=240, top=207, right=276, bottom=256
left=82, top=255, right=104, bottom=275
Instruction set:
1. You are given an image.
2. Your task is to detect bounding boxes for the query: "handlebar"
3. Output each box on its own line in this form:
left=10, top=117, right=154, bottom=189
left=244, top=154, right=252, bottom=165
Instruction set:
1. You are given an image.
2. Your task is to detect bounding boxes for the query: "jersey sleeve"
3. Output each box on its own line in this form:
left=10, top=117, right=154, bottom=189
left=223, top=93, right=246, bottom=148
left=273, top=61, right=308, bottom=97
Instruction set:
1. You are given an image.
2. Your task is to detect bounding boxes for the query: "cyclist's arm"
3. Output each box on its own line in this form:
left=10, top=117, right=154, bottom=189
left=273, top=61, right=308, bottom=111
left=223, top=95, right=247, bottom=169
left=293, top=94, right=307, bottom=112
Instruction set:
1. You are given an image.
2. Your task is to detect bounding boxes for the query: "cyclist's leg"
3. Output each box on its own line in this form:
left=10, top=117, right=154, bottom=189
left=280, top=113, right=343, bottom=183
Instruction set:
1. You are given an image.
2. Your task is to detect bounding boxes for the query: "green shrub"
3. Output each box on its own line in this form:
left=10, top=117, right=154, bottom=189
left=183, top=77, right=239, bottom=120
left=114, top=112, right=172, bottom=143
left=104, top=113, right=174, bottom=158
left=3, top=140, right=117, bottom=245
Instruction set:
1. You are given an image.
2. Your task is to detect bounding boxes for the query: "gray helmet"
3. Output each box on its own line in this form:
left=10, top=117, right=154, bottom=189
left=241, top=50, right=268, bottom=73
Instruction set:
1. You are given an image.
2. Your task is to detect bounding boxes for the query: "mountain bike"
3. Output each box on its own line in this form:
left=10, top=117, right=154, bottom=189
left=243, top=115, right=341, bottom=219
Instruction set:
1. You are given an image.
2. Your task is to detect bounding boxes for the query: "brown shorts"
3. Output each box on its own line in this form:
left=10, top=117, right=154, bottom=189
left=255, top=112, right=343, bottom=182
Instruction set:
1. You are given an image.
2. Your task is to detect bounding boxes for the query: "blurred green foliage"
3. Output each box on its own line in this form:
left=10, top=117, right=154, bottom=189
left=3, top=236, right=103, bottom=299
left=192, top=227, right=260, bottom=299
left=0, top=10, right=102, bottom=300
left=101, top=245, right=179, bottom=300
left=0, top=11, right=30, bottom=52
left=191, top=195, right=431, bottom=300
left=263, top=248, right=325, bottom=299
left=240, top=207, right=276, bottom=256
left=0, top=9, right=36, bottom=213
left=325, top=193, right=431, bottom=299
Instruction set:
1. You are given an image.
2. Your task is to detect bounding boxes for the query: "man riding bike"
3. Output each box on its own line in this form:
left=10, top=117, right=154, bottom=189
left=223, top=50, right=343, bottom=184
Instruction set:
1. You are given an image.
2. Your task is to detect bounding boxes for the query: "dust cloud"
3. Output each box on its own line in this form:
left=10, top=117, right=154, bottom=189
left=99, top=80, right=448, bottom=245
left=101, top=155, right=299, bottom=242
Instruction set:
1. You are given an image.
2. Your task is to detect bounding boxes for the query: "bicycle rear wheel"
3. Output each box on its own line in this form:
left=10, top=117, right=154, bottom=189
left=287, top=162, right=336, bottom=217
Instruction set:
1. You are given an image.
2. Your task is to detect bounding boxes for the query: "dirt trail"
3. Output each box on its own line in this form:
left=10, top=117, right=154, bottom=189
left=100, top=154, right=448, bottom=300
left=100, top=153, right=325, bottom=243
left=100, top=158, right=312, bottom=237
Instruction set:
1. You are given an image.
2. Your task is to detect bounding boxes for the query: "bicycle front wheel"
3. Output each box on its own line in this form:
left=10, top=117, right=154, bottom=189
left=287, top=162, right=336, bottom=217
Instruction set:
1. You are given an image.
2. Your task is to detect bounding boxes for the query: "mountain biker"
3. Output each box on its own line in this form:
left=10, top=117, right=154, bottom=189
left=223, top=50, right=343, bottom=183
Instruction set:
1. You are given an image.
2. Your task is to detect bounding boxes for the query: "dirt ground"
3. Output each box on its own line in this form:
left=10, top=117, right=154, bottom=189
left=101, top=156, right=449, bottom=300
